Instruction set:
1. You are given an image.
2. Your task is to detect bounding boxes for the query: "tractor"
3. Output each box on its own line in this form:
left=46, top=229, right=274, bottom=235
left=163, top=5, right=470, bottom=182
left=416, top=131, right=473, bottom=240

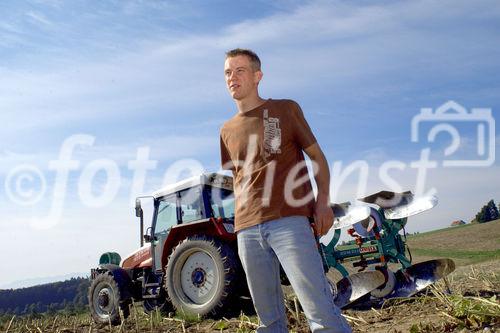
left=88, top=173, right=241, bottom=325
left=88, top=173, right=455, bottom=325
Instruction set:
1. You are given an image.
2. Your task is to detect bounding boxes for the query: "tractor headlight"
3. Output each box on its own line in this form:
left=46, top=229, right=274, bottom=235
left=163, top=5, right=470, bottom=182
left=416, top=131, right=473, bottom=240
left=384, top=195, right=438, bottom=219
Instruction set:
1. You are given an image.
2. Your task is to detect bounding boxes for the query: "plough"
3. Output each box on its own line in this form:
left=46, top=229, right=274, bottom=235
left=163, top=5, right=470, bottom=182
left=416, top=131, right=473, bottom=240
left=323, top=191, right=455, bottom=308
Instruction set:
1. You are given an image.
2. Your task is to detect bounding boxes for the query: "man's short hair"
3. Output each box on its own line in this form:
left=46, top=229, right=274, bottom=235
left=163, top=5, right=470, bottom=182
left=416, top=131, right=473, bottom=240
left=226, top=48, right=261, bottom=72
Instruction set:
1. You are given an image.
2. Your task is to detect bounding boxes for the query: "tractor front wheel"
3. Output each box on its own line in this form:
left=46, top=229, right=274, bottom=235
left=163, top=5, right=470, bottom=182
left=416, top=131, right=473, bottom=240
left=165, top=236, right=238, bottom=317
left=88, top=273, right=130, bottom=325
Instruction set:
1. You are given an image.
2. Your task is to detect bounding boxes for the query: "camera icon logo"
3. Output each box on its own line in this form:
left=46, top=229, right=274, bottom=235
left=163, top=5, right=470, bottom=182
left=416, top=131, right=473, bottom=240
left=411, top=100, right=495, bottom=167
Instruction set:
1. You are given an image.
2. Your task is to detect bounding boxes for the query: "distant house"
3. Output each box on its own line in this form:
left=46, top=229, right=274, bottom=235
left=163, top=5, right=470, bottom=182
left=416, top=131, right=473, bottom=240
left=451, top=220, right=466, bottom=226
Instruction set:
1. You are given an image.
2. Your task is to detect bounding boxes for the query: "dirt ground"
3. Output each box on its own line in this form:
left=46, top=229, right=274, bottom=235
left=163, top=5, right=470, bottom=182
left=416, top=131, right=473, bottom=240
left=4, top=225, right=499, bottom=333
left=3, top=260, right=498, bottom=332
left=293, top=260, right=498, bottom=333
left=140, top=260, right=500, bottom=333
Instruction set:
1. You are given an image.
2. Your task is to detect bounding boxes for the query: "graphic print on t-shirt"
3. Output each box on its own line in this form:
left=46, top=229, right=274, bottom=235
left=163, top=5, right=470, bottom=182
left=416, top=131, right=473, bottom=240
left=263, top=109, right=282, bottom=158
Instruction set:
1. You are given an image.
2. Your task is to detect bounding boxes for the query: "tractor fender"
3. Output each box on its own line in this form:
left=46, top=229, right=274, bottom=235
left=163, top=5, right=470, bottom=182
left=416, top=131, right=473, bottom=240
left=161, top=218, right=236, bottom=268
left=95, top=264, right=133, bottom=300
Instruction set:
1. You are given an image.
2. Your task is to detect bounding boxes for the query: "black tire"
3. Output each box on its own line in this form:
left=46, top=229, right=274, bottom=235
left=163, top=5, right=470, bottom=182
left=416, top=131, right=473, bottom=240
left=143, top=296, right=173, bottom=314
left=165, top=236, right=238, bottom=317
left=88, top=273, right=130, bottom=325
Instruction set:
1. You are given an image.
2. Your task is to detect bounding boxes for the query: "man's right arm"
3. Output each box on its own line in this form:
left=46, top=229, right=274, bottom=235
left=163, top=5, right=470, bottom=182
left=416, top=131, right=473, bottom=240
left=304, top=143, right=334, bottom=236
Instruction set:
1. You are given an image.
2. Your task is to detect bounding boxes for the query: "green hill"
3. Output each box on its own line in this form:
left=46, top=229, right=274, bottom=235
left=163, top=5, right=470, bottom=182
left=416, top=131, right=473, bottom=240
left=406, top=219, right=500, bottom=265
left=0, top=277, right=89, bottom=316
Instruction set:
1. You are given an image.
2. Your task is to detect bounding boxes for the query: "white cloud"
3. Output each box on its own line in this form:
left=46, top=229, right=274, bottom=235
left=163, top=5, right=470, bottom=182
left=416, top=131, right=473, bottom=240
left=0, top=134, right=218, bottom=176
left=25, top=11, right=53, bottom=26
left=2, top=0, right=499, bottom=139
left=29, top=0, right=63, bottom=9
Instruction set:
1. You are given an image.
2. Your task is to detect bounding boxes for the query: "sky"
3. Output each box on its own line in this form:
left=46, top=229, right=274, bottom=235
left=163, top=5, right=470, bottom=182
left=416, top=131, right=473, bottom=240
left=0, top=0, right=499, bottom=287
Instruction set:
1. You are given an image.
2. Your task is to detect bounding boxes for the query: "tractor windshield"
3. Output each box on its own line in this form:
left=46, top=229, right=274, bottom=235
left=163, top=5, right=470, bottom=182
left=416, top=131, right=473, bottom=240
left=155, top=194, right=178, bottom=235
left=207, top=187, right=235, bottom=220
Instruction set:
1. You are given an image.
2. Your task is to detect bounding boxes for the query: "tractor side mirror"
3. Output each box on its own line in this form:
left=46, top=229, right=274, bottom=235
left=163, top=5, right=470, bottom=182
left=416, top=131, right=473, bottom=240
left=143, top=227, right=154, bottom=243
left=135, top=199, right=143, bottom=218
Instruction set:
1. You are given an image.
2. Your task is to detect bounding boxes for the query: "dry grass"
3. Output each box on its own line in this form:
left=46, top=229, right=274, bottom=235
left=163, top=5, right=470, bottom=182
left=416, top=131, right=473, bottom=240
left=407, top=219, right=500, bottom=262
left=2, top=263, right=498, bottom=333
left=2, top=221, right=499, bottom=332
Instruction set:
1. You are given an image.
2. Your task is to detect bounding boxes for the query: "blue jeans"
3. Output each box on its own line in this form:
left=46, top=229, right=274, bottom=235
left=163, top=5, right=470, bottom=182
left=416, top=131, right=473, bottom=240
left=237, top=216, right=352, bottom=333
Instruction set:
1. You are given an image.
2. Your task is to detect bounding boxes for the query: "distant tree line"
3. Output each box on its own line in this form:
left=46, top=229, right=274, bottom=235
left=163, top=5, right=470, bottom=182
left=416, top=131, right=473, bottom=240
left=472, top=199, right=500, bottom=224
left=0, top=277, right=89, bottom=318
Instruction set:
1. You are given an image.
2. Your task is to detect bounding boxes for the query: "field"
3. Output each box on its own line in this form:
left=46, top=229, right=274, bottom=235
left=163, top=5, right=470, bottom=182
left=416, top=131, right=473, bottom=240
left=2, top=220, right=499, bottom=332
left=406, top=219, right=500, bottom=265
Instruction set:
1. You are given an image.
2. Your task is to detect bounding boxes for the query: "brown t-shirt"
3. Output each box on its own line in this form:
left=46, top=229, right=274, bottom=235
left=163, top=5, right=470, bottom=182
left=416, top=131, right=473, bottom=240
left=220, top=99, right=317, bottom=232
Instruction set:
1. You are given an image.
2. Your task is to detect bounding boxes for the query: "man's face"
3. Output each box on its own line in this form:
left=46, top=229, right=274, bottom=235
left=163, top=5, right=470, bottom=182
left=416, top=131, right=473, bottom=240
left=224, top=55, right=262, bottom=101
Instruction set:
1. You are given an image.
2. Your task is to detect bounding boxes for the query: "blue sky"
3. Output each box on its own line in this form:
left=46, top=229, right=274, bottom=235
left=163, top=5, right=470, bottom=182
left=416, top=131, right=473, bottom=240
left=0, top=0, right=499, bottom=287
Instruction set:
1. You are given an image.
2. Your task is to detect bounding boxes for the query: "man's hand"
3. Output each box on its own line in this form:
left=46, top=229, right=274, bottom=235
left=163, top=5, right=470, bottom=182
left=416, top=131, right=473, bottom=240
left=313, top=200, right=334, bottom=236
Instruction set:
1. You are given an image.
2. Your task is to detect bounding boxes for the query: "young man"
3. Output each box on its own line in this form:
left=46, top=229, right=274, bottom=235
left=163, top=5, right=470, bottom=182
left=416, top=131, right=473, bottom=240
left=220, top=48, right=352, bottom=333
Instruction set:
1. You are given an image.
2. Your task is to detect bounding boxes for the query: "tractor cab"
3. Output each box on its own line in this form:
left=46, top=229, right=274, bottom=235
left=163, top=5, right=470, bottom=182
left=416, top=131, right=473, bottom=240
left=149, top=173, right=234, bottom=271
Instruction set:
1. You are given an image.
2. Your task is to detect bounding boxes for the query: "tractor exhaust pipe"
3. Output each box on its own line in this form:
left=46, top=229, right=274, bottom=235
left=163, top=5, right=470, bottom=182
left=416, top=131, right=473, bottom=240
left=135, top=198, right=144, bottom=247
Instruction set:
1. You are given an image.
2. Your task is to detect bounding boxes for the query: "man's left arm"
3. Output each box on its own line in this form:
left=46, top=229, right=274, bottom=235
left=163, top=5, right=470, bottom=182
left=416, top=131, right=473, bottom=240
left=304, top=143, right=334, bottom=236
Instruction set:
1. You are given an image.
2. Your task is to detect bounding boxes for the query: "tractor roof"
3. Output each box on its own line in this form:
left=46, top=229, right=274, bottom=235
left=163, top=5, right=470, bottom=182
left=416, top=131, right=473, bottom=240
left=152, top=173, right=233, bottom=199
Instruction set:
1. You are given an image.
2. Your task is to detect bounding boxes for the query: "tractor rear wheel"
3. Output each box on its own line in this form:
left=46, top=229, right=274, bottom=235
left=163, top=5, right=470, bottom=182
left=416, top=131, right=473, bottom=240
left=88, top=273, right=130, bottom=325
left=165, top=236, right=238, bottom=317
